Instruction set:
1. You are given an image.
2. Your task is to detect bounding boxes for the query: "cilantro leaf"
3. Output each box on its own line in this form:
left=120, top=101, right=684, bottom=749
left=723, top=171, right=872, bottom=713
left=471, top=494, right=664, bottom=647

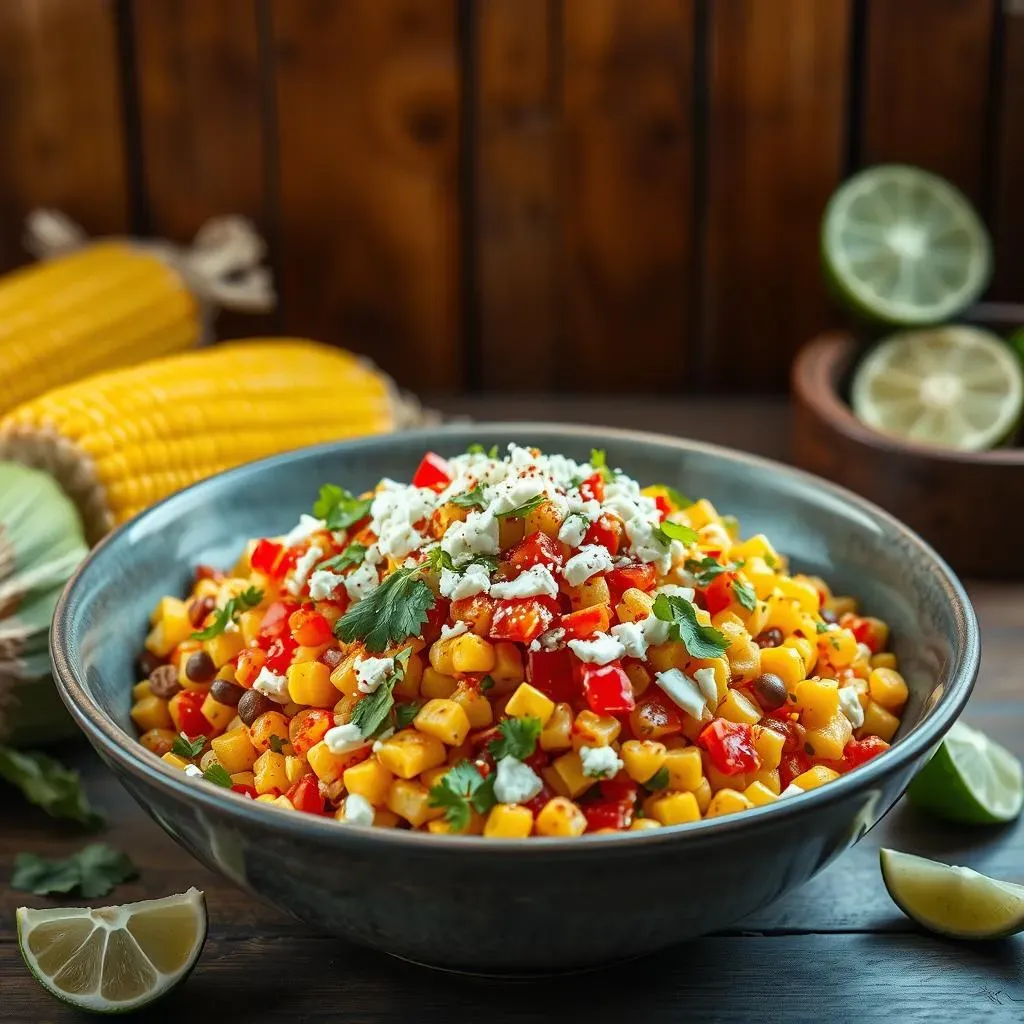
left=480, top=675, right=496, bottom=693
left=466, top=443, right=499, bottom=458
left=349, top=649, right=412, bottom=736
left=335, top=567, right=435, bottom=652
left=12, top=844, right=138, bottom=898
left=488, top=716, right=542, bottom=761
left=313, top=484, right=373, bottom=531
left=684, top=556, right=731, bottom=587
left=815, top=621, right=829, bottom=635
left=203, top=764, right=233, bottom=788
left=171, top=734, right=206, bottom=760
left=732, top=578, right=757, bottom=612
left=644, top=765, right=670, bottom=791
left=0, top=747, right=105, bottom=830
left=497, top=494, right=546, bottom=520
left=268, top=735, right=286, bottom=755
left=426, top=546, right=454, bottom=572
left=652, top=485, right=692, bottom=510
left=451, top=485, right=488, bottom=510
left=317, top=542, right=367, bottom=573
left=652, top=594, right=730, bottom=659
left=392, top=701, right=423, bottom=730
left=654, top=521, right=699, bottom=547
left=764, top=553, right=778, bottom=569
left=428, top=761, right=496, bottom=831
left=192, top=586, right=263, bottom=641
left=589, top=448, right=614, bottom=482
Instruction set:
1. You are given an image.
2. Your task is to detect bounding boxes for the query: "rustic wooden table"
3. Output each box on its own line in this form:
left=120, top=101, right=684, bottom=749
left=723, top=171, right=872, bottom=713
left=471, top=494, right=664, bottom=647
left=2, top=398, right=1022, bottom=1023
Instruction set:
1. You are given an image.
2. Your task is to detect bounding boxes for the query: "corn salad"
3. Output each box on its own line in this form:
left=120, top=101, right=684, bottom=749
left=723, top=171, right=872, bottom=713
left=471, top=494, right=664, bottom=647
left=132, top=446, right=906, bottom=837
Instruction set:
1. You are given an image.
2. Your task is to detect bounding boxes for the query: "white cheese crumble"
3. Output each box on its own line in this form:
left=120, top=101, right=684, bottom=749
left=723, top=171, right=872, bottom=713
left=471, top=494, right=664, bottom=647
left=283, top=514, right=326, bottom=548
left=324, top=722, right=365, bottom=754
left=493, top=756, right=544, bottom=804
left=640, top=612, right=672, bottom=646
left=693, top=666, right=720, bottom=708
left=441, top=509, right=500, bottom=562
left=838, top=685, right=865, bottom=729
left=780, top=783, right=804, bottom=798
left=252, top=667, right=290, bottom=704
left=184, top=764, right=204, bottom=778
left=856, top=642, right=874, bottom=664
left=563, top=544, right=615, bottom=587
left=440, top=620, right=470, bottom=640
left=371, top=728, right=395, bottom=753
left=369, top=483, right=435, bottom=560
left=355, top=655, right=395, bottom=694
left=579, top=745, right=624, bottom=779
left=288, top=544, right=323, bottom=596
left=340, top=793, right=375, bottom=826
left=609, top=621, right=648, bottom=659
left=489, top=563, right=560, bottom=600
left=568, top=632, right=625, bottom=666
left=557, top=513, right=589, bottom=548
left=655, top=668, right=706, bottom=720
left=657, top=583, right=695, bottom=602
left=439, top=562, right=492, bottom=600
left=529, top=627, right=565, bottom=652
left=345, top=561, right=380, bottom=602
left=308, top=568, right=344, bottom=601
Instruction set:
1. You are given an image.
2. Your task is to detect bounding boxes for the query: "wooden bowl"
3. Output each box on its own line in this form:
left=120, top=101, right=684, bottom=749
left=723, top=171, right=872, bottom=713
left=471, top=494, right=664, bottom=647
left=792, top=333, right=1024, bottom=580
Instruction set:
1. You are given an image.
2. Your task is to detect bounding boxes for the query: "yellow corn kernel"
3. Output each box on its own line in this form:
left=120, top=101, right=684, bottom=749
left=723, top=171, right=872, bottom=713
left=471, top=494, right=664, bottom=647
left=776, top=577, right=820, bottom=615
left=283, top=754, right=305, bottom=785
left=414, top=699, right=472, bottom=747
left=146, top=598, right=194, bottom=657
left=822, top=628, right=858, bottom=668
left=498, top=514, right=526, bottom=549
left=548, top=751, right=598, bottom=799
left=622, top=661, right=651, bottom=698
left=386, top=778, right=444, bottom=827
left=784, top=635, right=816, bottom=675
left=375, top=728, right=447, bottom=779
left=753, top=767, right=781, bottom=794
left=139, top=727, right=178, bottom=755
left=724, top=635, right=761, bottom=683
left=688, top=658, right=729, bottom=704
left=248, top=711, right=292, bottom=754
left=868, top=668, right=909, bottom=712
left=343, top=759, right=394, bottom=806
left=648, top=790, right=701, bottom=825
left=254, top=794, right=277, bottom=804
left=230, top=770, right=255, bottom=787
left=505, top=682, right=556, bottom=725
left=161, top=752, right=190, bottom=771
left=420, top=667, right=458, bottom=700
left=211, top=727, right=259, bottom=775
left=132, top=680, right=152, bottom=701
left=372, top=808, right=402, bottom=828
left=871, top=652, right=898, bottom=671
left=663, top=747, right=703, bottom=791
left=535, top=797, right=587, bottom=837
left=805, top=711, right=853, bottom=760
left=630, top=817, right=662, bottom=831
left=760, top=596, right=802, bottom=638
left=791, top=765, right=841, bottom=791
left=131, top=694, right=173, bottom=733
left=616, top=587, right=654, bottom=623
left=484, top=804, right=535, bottom=838
left=393, top=651, right=423, bottom=700
left=540, top=702, right=574, bottom=752
left=692, top=776, right=712, bottom=813
left=428, top=810, right=485, bottom=835
left=450, top=685, right=494, bottom=729
left=795, top=678, right=840, bottom=730
left=731, top=532, right=778, bottom=564
left=419, top=765, right=450, bottom=791
left=199, top=694, right=235, bottom=734
left=428, top=637, right=457, bottom=676
left=571, top=710, right=621, bottom=751
left=705, top=788, right=755, bottom=817
left=647, top=641, right=690, bottom=674
left=490, top=641, right=524, bottom=686
left=752, top=725, right=785, bottom=770
left=286, top=661, right=336, bottom=708
left=621, top=740, right=668, bottom=784
left=716, top=688, right=762, bottom=726
left=700, top=748, right=751, bottom=794
left=205, top=629, right=245, bottom=669
left=253, top=750, right=290, bottom=795
left=451, top=633, right=496, bottom=675
left=860, top=700, right=900, bottom=742
left=305, top=741, right=353, bottom=785
left=682, top=498, right=721, bottom=530
left=524, top=498, right=564, bottom=539
left=570, top=576, right=611, bottom=611
left=435, top=501, right=470, bottom=534
left=743, top=781, right=778, bottom=807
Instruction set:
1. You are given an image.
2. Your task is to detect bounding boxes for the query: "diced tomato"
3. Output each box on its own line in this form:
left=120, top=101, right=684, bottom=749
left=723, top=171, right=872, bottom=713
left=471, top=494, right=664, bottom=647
left=175, top=691, right=216, bottom=737
left=702, top=573, right=736, bottom=617
left=577, top=472, right=606, bottom=503
left=605, top=563, right=658, bottom=602
left=263, top=635, right=298, bottom=674
left=508, top=532, right=564, bottom=573
left=600, top=777, right=638, bottom=805
left=522, top=782, right=555, bottom=817
left=825, top=735, right=890, bottom=774
left=699, top=719, right=761, bottom=776
left=289, top=608, right=333, bottom=647
left=583, top=514, right=621, bottom=556
left=451, top=594, right=496, bottom=635
left=581, top=662, right=636, bottom=716
left=421, top=598, right=451, bottom=643
left=490, top=598, right=554, bottom=645
left=527, top=648, right=577, bottom=704
left=288, top=708, right=333, bottom=756
left=560, top=604, right=611, bottom=640
left=412, top=452, right=453, bottom=490
left=653, top=494, right=671, bottom=521
left=762, top=714, right=805, bottom=754
left=630, top=690, right=683, bottom=739
left=286, top=775, right=327, bottom=815
left=231, top=784, right=258, bottom=799
left=849, top=616, right=887, bottom=654
left=583, top=801, right=632, bottom=832
left=250, top=538, right=286, bottom=577
left=258, top=601, right=300, bottom=641
left=779, top=752, right=811, bottom=789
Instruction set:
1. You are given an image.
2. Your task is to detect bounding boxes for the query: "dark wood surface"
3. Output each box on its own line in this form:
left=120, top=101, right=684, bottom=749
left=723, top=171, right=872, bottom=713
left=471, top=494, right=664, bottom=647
left=2, top=397, right=1023, bottom=1023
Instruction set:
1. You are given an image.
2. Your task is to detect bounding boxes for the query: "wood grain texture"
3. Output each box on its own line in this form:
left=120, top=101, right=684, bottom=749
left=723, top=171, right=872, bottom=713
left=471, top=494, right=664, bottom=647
left=272, top=0, right=462, bottom=391
left=703, top=0, right=849, bottom=391
left=861, top=0, right=995, bottom=204
left=475, top=0, right=560, bottom=390
left=0, top=0, right=128, bottom=272
left=131, top=0, right=276, bottom=338
left=561, top=0, right=695, bottom=392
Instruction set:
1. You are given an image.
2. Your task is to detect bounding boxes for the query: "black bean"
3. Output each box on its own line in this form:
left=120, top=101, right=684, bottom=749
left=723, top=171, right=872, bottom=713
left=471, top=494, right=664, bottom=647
left=238, top=689, right=274, bottom=726
left=188, top=595, right=216, bottom=629
left=754, top=627, right=784, bottom=649
left=752, top=672, right=789, bottom=710
left=148, top=664, right=182, bottom=699
left=138, top=650, right=163, bottom=678
left=820, top=608, right=838, bottom=625
left=185, top=651, right=217, bottom=684
left=210, top=678, right=245, bottom=707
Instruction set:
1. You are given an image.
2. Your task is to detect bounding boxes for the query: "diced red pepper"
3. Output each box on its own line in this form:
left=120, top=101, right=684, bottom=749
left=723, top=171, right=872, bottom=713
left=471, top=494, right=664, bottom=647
left=824, top=735, right=890, bottom=774
left=849, top=616, right=887, bottom=654
left=699, top=719, right=761, bottom=776
left=175, top=691, right=216, bottom=737
left=421, top=598, right=451, bottom=643
left=582, top=801, right=632, bottom=832
left=702, top=572, right=736, bottom=617
left=600, top=777, right=638, bottom=805
left=490, top=598, right=554, bottom=645
left=250, top=538, right=287, bottom=577
left=451, top=594, right=496, bottom=635
left=522, top=782, right=555, bottom=817
left=605, top=563, right=658, bottom=602
left=581, top=661, right=636, bottom=716
left=527, top=648, right=577, bottom=704
left=286, top=775, right=327, bottom=815
left=560, top=604, right=611, bottom=640
left=779, top=752, right=811, bottom=789
left=258, top=601, right=300, bottom=641
left=577, top=472, right=606, bottom=503
left=508, top=532, right=564, bottom=573
left=653, top=494, right=671, bottom=521
left=231, top=784, right=258, bottom=799
left=263, top=635, right=298, bottom=674
left=289, top=608, right=333, bottom=647
left=412, top=452, right=453, bottom=490
left=583, top=514, right=622, bottom=556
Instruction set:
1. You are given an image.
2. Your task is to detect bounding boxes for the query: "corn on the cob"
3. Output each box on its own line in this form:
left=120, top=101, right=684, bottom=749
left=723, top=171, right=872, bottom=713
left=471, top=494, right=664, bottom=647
left=0, top=339, right=428, bottom=544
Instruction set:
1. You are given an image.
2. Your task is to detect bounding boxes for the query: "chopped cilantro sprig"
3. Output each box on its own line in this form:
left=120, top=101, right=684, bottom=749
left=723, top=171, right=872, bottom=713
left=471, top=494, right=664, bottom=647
left=335, top=567, right=435, bottom=653
left=313, top=484, right=372, bottom=531
left=652, top=594, right=730, bottom=659
left=192, top=586, right=263, bottom=640
left=428, top=762, right=497, bottom=832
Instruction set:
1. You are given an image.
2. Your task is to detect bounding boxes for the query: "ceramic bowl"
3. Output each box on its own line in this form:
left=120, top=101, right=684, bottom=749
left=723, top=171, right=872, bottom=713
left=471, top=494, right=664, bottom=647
left=51, top=424, right=978, bottom=972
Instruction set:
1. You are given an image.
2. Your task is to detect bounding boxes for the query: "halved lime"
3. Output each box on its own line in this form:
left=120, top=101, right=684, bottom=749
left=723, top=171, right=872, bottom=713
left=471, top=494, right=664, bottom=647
left=850, top=326, right=1023, bottom=450
left=823, top=165, right=991, bottom=325
left=905, top=721, right=1023, bottom=824
left=881, top=849, right=1024, bottom=939
left=17, top=888, right=206, bottom=1014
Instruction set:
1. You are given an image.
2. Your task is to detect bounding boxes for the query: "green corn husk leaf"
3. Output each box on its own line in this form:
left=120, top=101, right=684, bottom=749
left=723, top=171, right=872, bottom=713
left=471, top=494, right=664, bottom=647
left=0, top=463, right=87, bottom=746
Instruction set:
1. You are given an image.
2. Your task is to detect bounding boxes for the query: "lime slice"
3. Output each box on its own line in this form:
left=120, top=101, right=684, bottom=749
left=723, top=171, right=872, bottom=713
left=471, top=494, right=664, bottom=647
left=822, top=165, right=991, bottom=325
left=880, top=849, right=1024, bottom=939
left=850, top=326, right=1024, bottom=450
left=17, top=888, right=206, bottom=1014
left=906, top=721, right=1023, bottom=824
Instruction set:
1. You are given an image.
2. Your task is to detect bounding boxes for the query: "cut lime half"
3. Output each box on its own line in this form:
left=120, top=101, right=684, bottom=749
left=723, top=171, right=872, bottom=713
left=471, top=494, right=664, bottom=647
left=823, top=165, right=991, bottom=325
left=851, top=326, right=1024, bottom=450
left=17, top=888, right=206, bottom=1014
left=906, top=720, right=1023, bottom=824
left=881, top=849, right=1024, bottom=939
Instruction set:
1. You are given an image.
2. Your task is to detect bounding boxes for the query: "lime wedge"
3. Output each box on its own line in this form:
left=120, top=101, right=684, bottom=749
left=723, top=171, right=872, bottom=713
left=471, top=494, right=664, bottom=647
left=850, top=326, right=1023, bottom=450
left=906, top=721, right=1023, bottom=824
left=881, top=849, right=1024, bottom=939
left=17, top=888, right=206, bottom=1014
left=822, top=165, right=991, bottom=325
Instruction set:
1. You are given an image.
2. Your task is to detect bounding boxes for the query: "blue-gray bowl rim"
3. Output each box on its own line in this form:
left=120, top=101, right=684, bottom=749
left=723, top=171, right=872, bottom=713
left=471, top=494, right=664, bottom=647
left=50, top=421, right=979, bottom=855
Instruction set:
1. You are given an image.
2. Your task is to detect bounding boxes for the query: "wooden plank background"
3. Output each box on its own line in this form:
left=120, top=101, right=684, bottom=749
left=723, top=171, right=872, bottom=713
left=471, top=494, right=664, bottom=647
left=0, top=0, right=1019, bottom=393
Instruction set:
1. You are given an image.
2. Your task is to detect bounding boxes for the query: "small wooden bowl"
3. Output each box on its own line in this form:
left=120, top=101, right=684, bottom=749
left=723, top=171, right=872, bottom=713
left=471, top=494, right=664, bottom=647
left=792, top=333, right=1024, bottom=580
